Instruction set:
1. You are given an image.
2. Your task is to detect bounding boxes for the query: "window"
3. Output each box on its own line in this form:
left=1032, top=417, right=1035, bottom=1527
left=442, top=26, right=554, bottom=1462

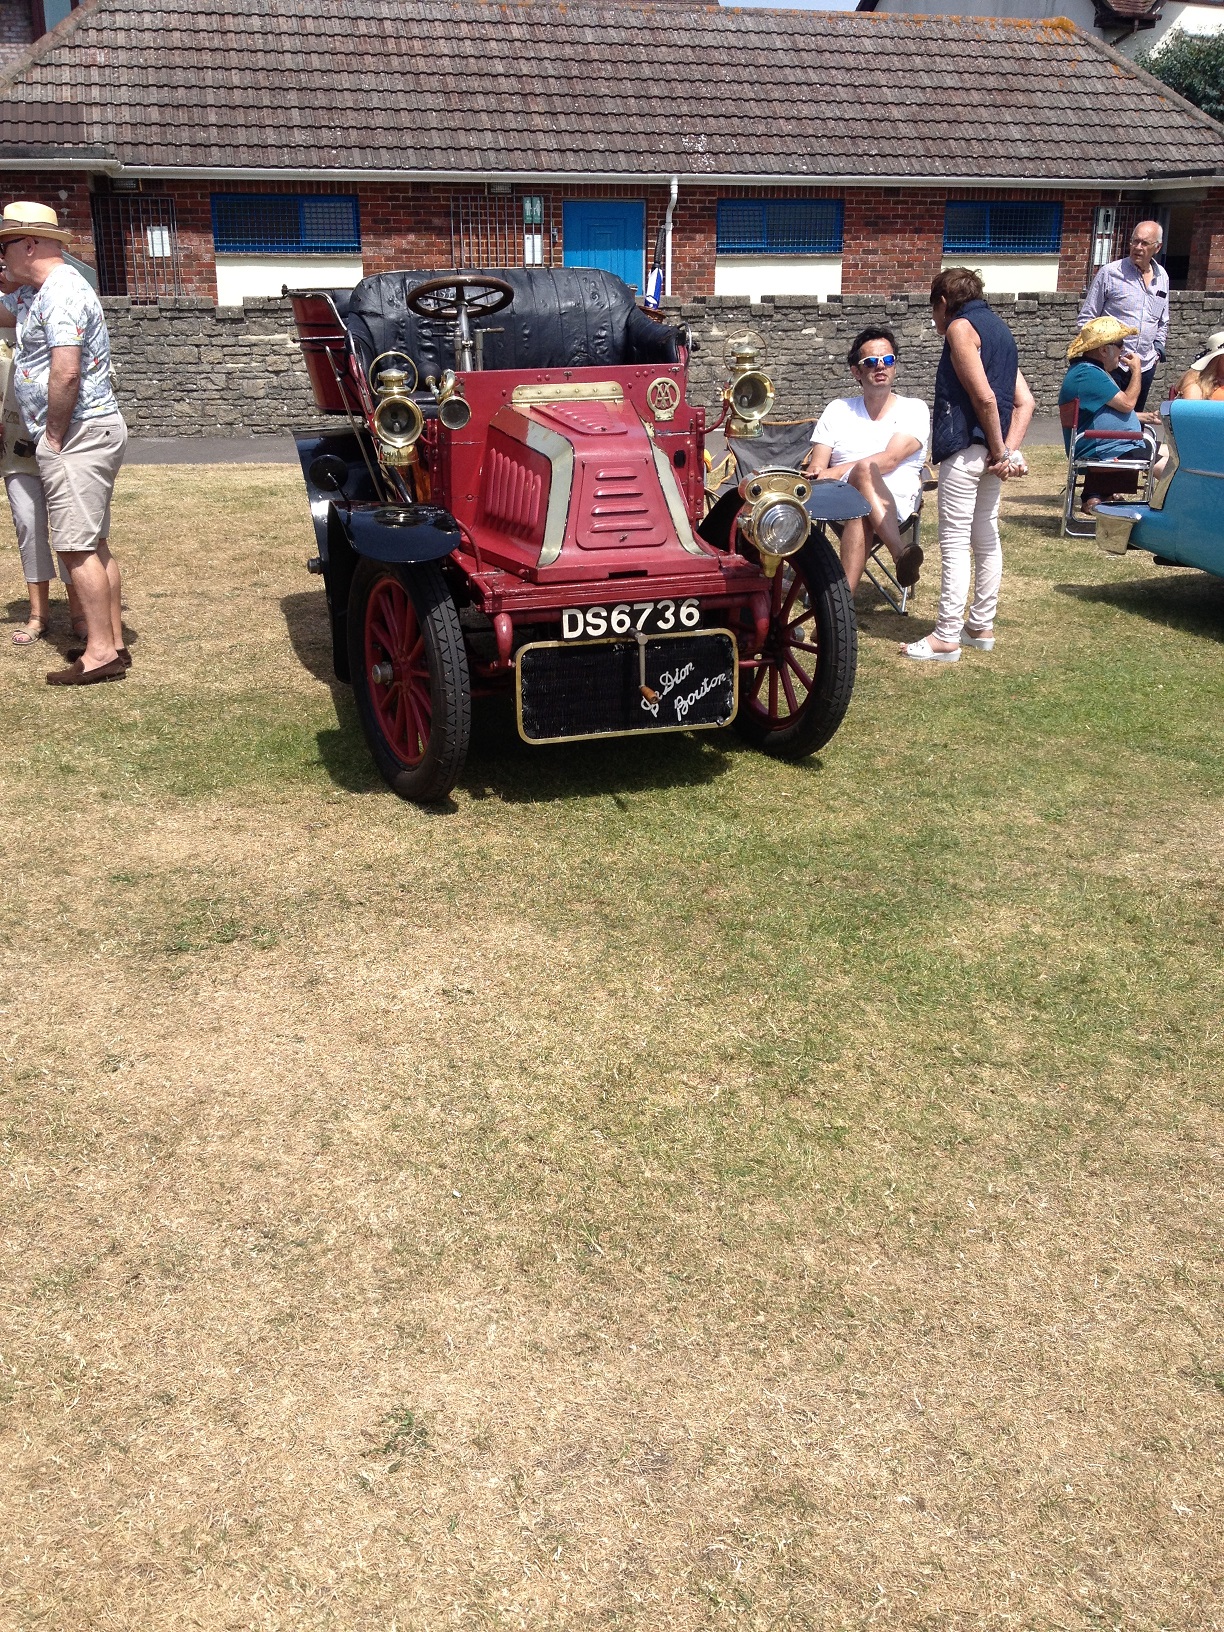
left=943, top=200, right=1063, bottom=256
left=717, top=199, right=844, bottom=255
left=523, top=195, right=544, bottom=267
left=211, top=194, right=361, bottom=255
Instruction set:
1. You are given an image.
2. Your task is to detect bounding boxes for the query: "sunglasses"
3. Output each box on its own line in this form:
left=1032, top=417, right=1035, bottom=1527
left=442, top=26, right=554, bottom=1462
left=857, top=353, right=896, bottom=369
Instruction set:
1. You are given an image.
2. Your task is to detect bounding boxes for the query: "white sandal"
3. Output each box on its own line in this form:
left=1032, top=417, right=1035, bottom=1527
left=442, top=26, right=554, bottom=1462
left=900, top=636, right=960, bottom=664
left=961, top=627, right=995, bottom=652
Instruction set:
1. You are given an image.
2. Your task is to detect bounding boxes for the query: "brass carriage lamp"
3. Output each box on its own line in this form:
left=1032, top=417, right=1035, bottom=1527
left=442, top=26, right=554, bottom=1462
left=369, top=350, right=424, bottom=469
left=723, top=331, right=776, bottom=439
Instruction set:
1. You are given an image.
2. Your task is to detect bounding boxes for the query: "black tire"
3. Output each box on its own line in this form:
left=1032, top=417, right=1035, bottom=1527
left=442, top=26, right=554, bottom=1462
left=347, top=557, right=471, bottom=802
left=733, top=530, right=857, bottom=759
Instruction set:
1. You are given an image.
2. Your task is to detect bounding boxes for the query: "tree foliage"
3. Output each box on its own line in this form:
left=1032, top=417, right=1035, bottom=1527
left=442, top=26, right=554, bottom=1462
left=1138, top=30, right=1224, bottom=125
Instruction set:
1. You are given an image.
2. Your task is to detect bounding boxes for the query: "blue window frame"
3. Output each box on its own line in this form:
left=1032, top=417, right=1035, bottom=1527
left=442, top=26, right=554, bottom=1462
left=211, top=194, right=361, bottom=255
left=944, top=200, right=1063, bottom=256
left=717, top=199, right=844, bottom=255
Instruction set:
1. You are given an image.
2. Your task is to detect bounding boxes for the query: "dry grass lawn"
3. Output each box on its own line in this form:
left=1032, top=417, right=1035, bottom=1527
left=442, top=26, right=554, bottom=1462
left=0, top=449, right=1221, bottom=1630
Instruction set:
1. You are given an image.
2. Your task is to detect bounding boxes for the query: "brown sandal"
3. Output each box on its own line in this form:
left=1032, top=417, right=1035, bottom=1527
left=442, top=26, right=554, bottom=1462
left=11, top=616, right=47, bottom=646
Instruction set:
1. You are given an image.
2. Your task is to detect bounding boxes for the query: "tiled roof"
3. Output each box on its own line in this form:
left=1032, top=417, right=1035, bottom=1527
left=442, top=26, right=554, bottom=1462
left=0, top=0, right=1222, bottom=182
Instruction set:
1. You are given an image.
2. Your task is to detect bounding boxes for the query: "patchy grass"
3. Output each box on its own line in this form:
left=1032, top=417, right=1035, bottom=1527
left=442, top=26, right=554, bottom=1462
left=0, top=451, right=1221, bottom=1630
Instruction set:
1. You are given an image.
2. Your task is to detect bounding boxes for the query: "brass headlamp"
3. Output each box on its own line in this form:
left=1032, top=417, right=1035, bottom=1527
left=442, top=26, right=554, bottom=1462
left=723, top=331, right=776, bottom=439
left=737, top=468, right=812, bottom=561
left=368, top=350, right=424, bottom=469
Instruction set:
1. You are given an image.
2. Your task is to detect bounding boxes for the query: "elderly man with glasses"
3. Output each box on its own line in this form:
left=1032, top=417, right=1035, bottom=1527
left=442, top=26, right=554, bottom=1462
left=801, top=326, right=929, bottom=593
left=1077, top=220, right=1169, bottom=411
left=0, top=200, right=128, bottom=684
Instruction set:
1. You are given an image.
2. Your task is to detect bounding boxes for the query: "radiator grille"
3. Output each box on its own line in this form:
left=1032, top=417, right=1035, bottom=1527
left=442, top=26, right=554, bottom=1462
left=517, top=631, right=737, bottom=744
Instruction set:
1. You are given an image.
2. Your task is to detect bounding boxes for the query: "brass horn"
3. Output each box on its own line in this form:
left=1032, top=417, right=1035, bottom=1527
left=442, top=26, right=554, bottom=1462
left=436, top=369, right=472, bottom=432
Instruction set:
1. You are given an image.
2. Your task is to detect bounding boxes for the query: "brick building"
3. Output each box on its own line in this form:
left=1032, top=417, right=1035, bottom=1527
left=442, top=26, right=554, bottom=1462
left=1, top=0, right=1223, bottom=308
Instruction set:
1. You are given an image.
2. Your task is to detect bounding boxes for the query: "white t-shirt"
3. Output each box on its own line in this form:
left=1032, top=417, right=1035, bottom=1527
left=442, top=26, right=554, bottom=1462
left=810, top=393, right=930, bottom=519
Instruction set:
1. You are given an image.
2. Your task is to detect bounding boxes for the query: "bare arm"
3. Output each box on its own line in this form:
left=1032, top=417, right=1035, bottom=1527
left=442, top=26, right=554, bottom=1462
left=1105, top=351, right=1142, bottom=414
left=1008, top=370, right=1036, bottom=451
left=947, top=317, right=1007, bottom=464
left=802, top=441, right=834, bottom=477
left=44, top=345, right=81, bottom=450
left=0, top=306, right=14, bottom=331
left=1177, top=368, right=1205, bottom=401
left=856, top=432, right=922, bottom=476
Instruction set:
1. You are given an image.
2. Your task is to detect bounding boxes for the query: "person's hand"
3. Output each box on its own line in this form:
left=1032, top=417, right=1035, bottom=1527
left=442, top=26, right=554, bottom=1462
left=1007, top=451, right=1028, bottom=478
left=42, top=432, right=62, bottom=454
left=987, top=453, right=1012, bottom=479
left=1120, top=348, right=1141, bottom=374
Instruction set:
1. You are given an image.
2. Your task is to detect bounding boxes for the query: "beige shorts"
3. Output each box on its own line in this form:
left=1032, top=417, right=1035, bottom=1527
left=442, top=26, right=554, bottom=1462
left=37, top=412, right=128, bottom=556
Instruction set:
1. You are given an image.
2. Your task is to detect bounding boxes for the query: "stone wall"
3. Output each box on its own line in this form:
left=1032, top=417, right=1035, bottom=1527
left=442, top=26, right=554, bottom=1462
left=103, top=290, right=1224, bottom=438
left=672, top=290, right=1224, bottom=424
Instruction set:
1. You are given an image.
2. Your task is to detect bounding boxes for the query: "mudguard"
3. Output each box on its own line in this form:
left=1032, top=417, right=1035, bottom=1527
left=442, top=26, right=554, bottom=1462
left=346, top=504, right=461, bottom=564
left=294, top=429, right=381, bottom=561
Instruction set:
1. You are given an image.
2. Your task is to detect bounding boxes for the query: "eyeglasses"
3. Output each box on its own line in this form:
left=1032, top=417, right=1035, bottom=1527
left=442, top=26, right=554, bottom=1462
left=857, top=353, right=896, bottom=369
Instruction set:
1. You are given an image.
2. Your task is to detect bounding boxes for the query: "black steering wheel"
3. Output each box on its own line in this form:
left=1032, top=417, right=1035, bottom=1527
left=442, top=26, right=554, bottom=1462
left=406, top=274, right=514, bottom=373
left=405, top=274, right=514, bottom=323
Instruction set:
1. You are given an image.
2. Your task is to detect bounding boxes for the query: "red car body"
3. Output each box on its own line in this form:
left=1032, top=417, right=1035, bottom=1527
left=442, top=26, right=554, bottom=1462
left=289, top=267, right=859, bottom=801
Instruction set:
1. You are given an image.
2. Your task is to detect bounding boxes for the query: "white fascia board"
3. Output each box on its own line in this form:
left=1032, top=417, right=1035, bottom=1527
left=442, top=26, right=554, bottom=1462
left=4, top=157, right=1219, bottom=191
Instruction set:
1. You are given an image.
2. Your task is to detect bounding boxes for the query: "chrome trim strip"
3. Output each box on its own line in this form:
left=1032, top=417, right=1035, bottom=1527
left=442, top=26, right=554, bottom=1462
left=652, top=443, right=708, bottom=557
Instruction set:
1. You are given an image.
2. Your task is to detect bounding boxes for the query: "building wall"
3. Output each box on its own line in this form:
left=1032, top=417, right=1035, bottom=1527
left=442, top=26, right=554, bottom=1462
left=67, top=177, right=1201, bottom=308
left=99, top=287, right=1224, bottom=437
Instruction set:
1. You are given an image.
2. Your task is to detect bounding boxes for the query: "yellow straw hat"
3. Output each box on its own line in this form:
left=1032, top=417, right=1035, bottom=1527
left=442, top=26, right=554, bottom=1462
left=1067, top=315, right=1138, bottom=361
left=0, top=201, right=71, bottom=245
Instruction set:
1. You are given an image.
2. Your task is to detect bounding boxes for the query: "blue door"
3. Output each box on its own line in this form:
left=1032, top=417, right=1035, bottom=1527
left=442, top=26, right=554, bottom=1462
left=563, top=200, right=645, bottom=292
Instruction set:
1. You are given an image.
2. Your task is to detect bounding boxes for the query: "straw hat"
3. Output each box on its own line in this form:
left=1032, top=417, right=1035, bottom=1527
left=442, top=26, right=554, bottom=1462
left=0, top=201, right=71, bottom=245
left=1190, top=329, right=1224, bottom=372
left=1067, top=315, right=1138, bottom=361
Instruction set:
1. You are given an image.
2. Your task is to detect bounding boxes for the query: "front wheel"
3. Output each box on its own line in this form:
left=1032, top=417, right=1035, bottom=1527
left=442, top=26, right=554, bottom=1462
left=347, top=557, right=471, bottom=802
left=733, top=531, right=857, bottom=759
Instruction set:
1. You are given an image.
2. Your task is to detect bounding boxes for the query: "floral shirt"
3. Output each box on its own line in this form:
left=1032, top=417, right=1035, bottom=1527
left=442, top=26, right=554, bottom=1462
left=0, top=263, right=119, bottom=437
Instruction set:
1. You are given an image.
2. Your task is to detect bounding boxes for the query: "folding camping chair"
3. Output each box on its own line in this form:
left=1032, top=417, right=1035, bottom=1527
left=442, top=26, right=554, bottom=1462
left=720, top=419, right=930, bottom=615
left=861, top=464, right=937, bottom=615
left=1060, top=398, right=1158, bottom=540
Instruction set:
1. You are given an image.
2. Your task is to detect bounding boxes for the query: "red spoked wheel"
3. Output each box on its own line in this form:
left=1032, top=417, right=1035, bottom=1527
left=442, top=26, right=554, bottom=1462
left=347, top=557, right=471, bottom=802
left=733, top=531, right=857, bottom=759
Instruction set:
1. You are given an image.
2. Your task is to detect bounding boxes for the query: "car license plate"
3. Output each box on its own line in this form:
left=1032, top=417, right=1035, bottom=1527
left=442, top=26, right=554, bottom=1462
left=560, top=598, right=701, bottom=640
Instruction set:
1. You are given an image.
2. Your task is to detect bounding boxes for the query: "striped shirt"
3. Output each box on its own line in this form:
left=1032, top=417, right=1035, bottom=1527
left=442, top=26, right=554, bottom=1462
left=1077, top=257, right=1170, bottom=371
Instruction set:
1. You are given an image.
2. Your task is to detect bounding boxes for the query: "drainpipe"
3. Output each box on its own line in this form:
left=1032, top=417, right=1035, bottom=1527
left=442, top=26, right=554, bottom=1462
left=664, top=176, right=678, bottom=297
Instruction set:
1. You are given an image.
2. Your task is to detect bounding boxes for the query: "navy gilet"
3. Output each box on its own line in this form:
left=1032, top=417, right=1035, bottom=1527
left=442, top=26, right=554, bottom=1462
left=931, top=298, right=1017, bottom=465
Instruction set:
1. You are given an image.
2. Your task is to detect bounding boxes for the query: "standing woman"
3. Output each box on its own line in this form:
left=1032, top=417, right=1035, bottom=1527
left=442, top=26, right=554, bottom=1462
left=902, top=267, right=1035, bottom=663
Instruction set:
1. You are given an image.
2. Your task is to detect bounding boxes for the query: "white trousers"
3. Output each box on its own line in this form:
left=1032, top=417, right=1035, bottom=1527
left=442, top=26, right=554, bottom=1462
left=5, top=471, right=69, bottom=586
left=934, top=446, right=1003, bottom=641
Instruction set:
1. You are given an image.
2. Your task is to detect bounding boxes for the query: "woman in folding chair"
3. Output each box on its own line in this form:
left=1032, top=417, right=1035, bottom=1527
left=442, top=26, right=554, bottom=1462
left=1059, top=316, right=1165, bottom=518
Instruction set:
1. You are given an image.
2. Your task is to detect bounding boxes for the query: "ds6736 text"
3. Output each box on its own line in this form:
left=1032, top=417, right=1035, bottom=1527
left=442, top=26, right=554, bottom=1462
left=561, top=599, right=701, bottom=640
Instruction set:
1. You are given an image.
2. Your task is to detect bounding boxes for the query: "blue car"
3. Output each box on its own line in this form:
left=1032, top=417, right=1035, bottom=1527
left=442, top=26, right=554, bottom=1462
left=1096, top=401, right=1224, bottom=573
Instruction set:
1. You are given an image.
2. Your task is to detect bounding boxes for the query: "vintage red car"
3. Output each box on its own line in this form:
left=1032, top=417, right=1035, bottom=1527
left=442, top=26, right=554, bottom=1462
left=287, top=267, right=861, bottom=802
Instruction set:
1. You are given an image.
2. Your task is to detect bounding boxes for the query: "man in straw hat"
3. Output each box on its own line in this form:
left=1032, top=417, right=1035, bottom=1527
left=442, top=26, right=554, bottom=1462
left=1077, top=219, right=1169, bottom=411
left=1174, top=330, right=1224, bottom=401
left=1059, top=315, right=1164, bottom=514
left=0, top=201, right=128, bottom=684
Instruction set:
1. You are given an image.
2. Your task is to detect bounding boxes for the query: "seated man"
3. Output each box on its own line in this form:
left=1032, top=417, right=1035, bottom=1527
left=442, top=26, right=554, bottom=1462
left=802, top=327, right=929, bottom=592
